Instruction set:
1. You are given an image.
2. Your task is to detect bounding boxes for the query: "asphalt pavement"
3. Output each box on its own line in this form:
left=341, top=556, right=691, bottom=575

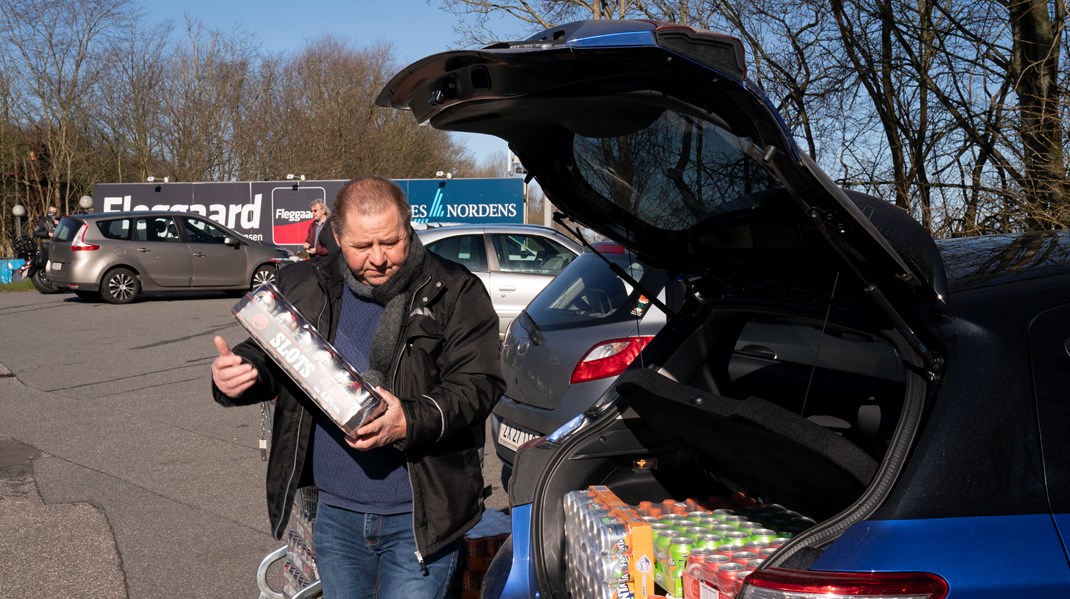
left=0, top=289, right=509, bottom=598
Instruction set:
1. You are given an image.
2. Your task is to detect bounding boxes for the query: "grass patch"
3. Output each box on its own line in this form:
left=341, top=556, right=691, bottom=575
left=0, top=278, right=35, bottom=292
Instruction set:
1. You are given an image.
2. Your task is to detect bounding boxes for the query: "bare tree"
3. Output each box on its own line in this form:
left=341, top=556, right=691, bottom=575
left=0, top=0, right=133, bottom=214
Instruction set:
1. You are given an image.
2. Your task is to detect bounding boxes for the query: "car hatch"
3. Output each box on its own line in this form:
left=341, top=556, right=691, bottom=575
left=377, top=19, right=947, bottom=309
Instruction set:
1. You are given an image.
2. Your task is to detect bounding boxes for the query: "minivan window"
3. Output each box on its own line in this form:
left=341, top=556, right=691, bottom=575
left=526, top=252, right=665, bottom=327
left=182, top=217, right=228, bottom=244
left=54, top=217, right=82, bottom=242
left=96, top=219, right=131, bottom=240
left=135, top=216, right=181, bottom=242
left=573, top=107, right=784, bottom=232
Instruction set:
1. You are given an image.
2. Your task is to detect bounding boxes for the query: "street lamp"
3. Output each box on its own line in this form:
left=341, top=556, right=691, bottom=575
left=79, top=195, right=93, bottom=213
left=146, top=176, right=169, bottom=183
left=435, top=171, right=453, bottom=180
left=285, top=174, right=306, bottom=181
left=12, top=204, right=25, bottom=235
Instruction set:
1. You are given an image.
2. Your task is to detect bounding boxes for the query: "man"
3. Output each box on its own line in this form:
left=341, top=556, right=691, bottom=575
left=303, top=198, right=335, bottom=258
left=34, top=205, right=59, bottom=241
left=211, top=176, right=504, bottom=598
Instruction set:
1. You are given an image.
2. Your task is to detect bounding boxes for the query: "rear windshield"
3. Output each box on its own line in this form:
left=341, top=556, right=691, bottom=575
left=525, top=251, right=666, bottom=327
left=572, top=105, right=785, bottom=231
left=53, top=217, right=84, bottom=243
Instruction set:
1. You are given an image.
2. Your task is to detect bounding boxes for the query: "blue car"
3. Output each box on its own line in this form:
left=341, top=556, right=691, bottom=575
left=379, top=19, right=1070, bottom=599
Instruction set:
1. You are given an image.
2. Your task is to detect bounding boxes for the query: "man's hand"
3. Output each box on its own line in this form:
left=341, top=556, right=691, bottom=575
left=211, top=336, right=258, bottom=398
left=346, top=387, right=408, bottom=450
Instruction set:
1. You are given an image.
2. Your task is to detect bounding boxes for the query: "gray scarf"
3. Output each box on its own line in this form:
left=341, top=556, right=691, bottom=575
left=339, top=232, right=428, bottom=392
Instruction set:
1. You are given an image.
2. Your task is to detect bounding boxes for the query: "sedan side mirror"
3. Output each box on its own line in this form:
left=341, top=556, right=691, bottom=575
left=224, top=236, right=242, bottom=247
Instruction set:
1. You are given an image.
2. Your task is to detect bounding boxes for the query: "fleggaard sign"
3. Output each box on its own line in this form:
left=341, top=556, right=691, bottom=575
left=92, top=178, right=524, bottom=246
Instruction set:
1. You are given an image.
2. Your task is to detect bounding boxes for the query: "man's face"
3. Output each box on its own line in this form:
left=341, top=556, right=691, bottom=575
left=335, top=207, right=410, bottom=286
left=310, top=204, right=325, bottom=221
left=47, top=209, right=57, bottom=218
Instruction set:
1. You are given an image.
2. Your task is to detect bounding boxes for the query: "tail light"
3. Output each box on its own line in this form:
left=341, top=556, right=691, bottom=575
left=71, top=224, right=100, bottom=251
left=570, top=336, right=653, bottom=384
left=740, top=568, right=948, bottom=598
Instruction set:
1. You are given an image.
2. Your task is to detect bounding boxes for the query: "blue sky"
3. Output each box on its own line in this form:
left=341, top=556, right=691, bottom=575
left=140, top=0, right=530, bottom=167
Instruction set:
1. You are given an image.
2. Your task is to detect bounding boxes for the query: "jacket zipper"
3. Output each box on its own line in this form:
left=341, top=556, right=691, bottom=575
left=396, top=274, right=433, bottom=569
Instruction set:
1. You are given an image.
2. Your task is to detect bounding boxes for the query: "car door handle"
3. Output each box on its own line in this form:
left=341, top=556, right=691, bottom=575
left=498, top=286, right=516, bottom=292
left=136, top=247, right=151, bottom=253
left=192, top=252, right=206, bottom=257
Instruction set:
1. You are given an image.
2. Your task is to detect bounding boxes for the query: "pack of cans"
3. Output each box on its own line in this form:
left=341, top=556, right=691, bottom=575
left=642, top=497, right=806, bottom=598
left=562, top=486, right=656, bottom=599
left=232, top=282, right=385, bottom=437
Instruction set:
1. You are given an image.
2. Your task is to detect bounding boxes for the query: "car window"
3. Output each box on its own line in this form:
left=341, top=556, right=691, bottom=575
left=526, top=252, right=666, bottom=326
left=182, top=217, right=228, bottom=244
left=572, top=107, right=785, bottom=232
left=53, top=218, right=82, bottom=243
left=491, top=233, right=575, bottom=274
left=425, top=234, right=488, bottom=272
left=135, top=216, right=181, bottom=242
left=1029, top=304, right=1070, bottom=514
left=96, top=219, right=131, bottom=240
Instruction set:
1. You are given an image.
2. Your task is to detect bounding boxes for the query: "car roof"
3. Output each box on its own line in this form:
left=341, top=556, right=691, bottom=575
left=415, top=223, right=566, bottom=234
left=939, top=230, right=1070, bottom=293
left=69, top=210, right=219, bottom=220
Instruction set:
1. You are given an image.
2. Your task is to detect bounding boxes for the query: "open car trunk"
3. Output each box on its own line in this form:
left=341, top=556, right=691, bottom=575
left=511, top=299, right=928, bottom=598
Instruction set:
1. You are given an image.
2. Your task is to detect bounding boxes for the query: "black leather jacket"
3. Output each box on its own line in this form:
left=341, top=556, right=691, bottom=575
left=33, top=214, right=57, bottom=241
left=212, top=252, right=504, bottom=560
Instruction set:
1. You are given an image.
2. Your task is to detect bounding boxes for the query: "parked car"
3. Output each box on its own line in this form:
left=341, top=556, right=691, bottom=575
left=417, top=224, right=582, bottom=338
left=492, top=243, right=668, bottom=487
left=48, top=211, right=294, bottom=304
left=380, top=19, right=1070, bottom=599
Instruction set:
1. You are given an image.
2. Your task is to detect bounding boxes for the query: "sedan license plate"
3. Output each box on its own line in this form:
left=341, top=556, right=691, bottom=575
left=497, top=421, right=538, bottom=452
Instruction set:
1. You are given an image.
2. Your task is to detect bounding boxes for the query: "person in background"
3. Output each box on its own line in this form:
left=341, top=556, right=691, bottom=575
left=34, top=205, right=59, bottom=242
left=304, top=199, right=334, bottom=259
left=211, top=176, right=504, bottom=598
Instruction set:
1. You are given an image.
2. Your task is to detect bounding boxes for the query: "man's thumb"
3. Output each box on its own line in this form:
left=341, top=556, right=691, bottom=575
left=213, top=336, right=232, bottom=357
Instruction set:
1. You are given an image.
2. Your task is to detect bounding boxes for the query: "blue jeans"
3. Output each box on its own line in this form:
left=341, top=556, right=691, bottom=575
left=313, top=501, right=460, bottom=599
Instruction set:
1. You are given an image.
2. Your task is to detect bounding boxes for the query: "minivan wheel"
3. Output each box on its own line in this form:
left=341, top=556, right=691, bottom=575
left=31, top=269, right=61, bottom=294
left=102, top=268, right=140, bottom=304
left=251, top=265, right=276, bottom=289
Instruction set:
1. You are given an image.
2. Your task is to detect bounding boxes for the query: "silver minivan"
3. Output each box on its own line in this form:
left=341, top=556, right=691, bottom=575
left=48, top=211, right=294, bottom=303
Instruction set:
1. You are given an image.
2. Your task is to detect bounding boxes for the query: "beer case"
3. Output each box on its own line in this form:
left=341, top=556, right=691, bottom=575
left=231, top=282, right=385, bottom=437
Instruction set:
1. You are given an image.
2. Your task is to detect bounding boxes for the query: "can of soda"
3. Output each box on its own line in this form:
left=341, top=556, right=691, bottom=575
left=716, top=561, right=747, bottom=596
left=693, top=533, right=723, bottom=550
left=709, top=523, right=736, bottom=535
left=711, top=508, right=736, bottom=521
left=669, top=536, right=693, bottom=573
left=722, top=515, right=746, bottom=526
left=749, top=528, right=778, bottom=543
left=686, top=511, right=709, bottom=523
left=598, top=522, right=628, bottom=555
left=687, top=547, right=712, bottom=565
left=654, top=530, right=673, bottom=559
left=703, top=553, right=731, bottom=574
left=741, top=540, right=768, bottom=554
left=737, top=520, right=762, bottom=533
left=730, top=550, right=759, bottom=564
left=722, top=530, right=750, bottom=546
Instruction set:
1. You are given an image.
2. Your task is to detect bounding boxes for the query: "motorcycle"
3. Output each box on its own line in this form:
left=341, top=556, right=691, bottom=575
left=13, top=236, right=61, bottom=294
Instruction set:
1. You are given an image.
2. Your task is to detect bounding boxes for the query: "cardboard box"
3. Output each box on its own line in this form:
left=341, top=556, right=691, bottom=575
left=232, top=282, right=384, bottom=436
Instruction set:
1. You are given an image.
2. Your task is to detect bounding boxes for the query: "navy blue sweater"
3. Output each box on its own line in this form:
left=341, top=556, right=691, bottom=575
left=312, top=287, right=412, bottom=514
